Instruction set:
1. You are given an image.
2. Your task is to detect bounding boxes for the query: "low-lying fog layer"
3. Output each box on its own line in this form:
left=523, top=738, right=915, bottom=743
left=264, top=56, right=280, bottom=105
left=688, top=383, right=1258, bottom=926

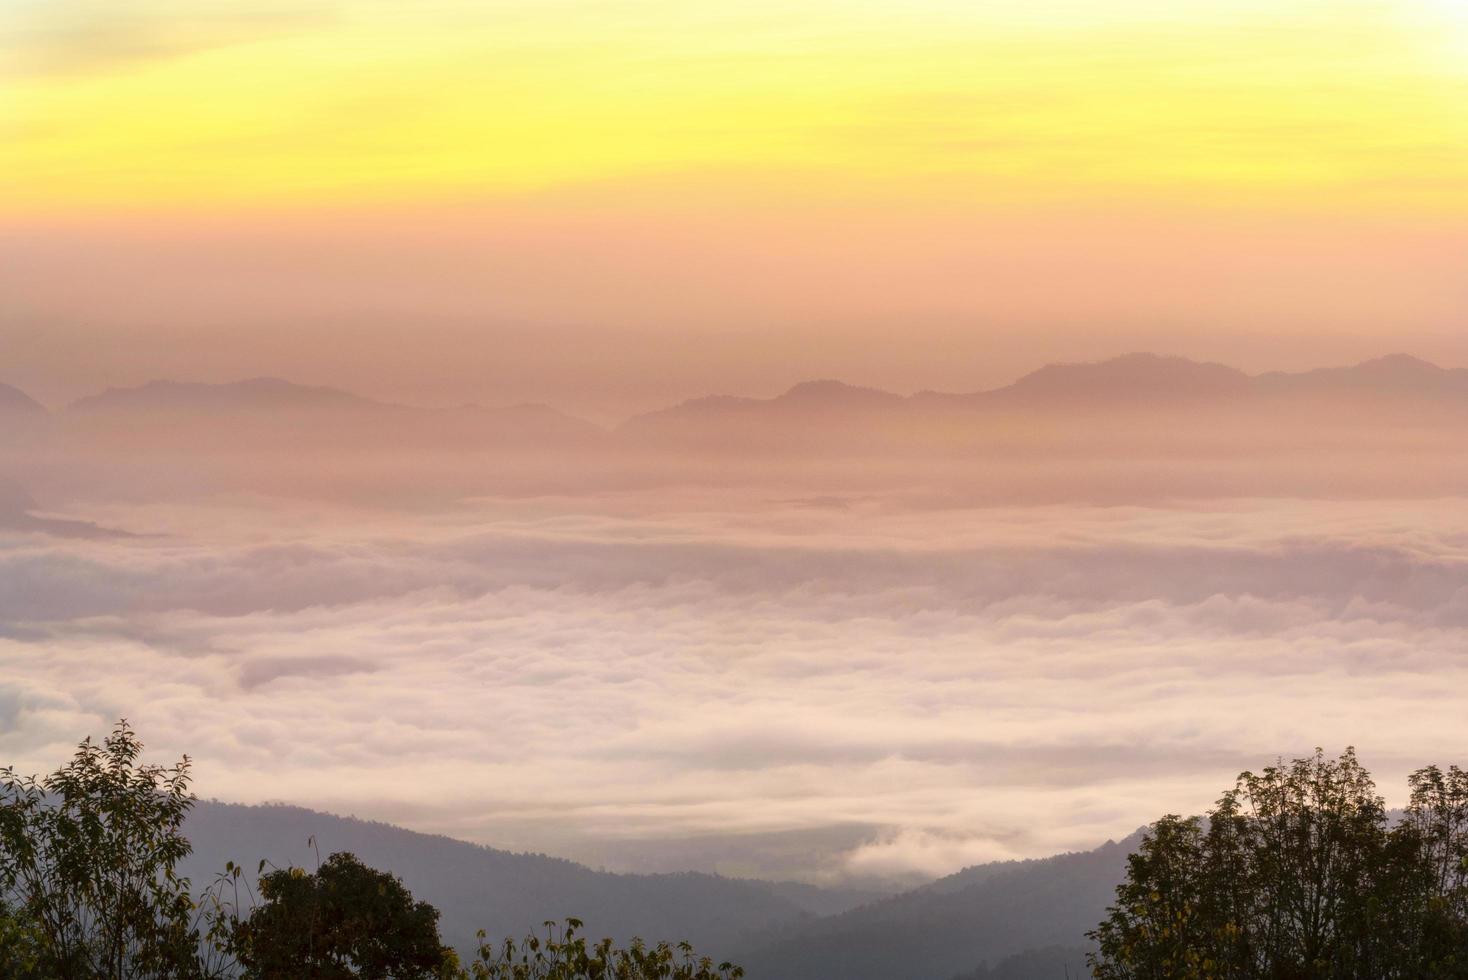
left=4, top=486, right=1465, bottom=883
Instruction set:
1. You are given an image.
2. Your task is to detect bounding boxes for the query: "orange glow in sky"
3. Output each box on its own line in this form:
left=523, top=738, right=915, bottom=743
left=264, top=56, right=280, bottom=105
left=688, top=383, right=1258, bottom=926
left=1, top=0, right=1466, bottom=414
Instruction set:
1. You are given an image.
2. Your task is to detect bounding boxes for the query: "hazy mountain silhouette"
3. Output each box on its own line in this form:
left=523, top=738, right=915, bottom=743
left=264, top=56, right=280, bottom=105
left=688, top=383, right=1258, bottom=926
left=0, top=382, right=46, bottom=415
left=630, top=352, right=1468, bottom=425
left=619, top=379, right=908, bottom=451
left=962, top=352, right=1252, bottom=407
left=734, top=831, right=1143, bottom=980
left=1254, top=352, right=1468, bottom=397
left=29, top=354, right=1468, bottom=457
left=178, top=800, right=1133, bottom=980
left=620, top=353, right=1468, bottom=453
left=60, top=377, right=605, bottom=451
left=69, top=377, right=377, bottom=415
left=180, top=801, right=860, bottom=962
left=19, top=355, right=1468, bottom=490
left=626, top=380, right=898, bottom=425
left=0, top=479, right=132, bottom=538
left=774, top=379, right=907, bottom=411
left=0, top=382, right=49, bottom=451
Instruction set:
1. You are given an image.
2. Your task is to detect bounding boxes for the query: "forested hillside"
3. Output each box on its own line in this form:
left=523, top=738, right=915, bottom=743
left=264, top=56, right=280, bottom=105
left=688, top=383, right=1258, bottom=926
left=733, top=834, right=1139, bottom=979
left=178, top=800, right=1135, bottom=978
left=181, top=801, right=841, bottom=958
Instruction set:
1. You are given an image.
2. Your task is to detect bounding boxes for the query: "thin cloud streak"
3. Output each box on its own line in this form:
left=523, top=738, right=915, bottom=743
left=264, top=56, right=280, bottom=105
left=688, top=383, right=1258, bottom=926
left=0, top=1, right=338, bottom=79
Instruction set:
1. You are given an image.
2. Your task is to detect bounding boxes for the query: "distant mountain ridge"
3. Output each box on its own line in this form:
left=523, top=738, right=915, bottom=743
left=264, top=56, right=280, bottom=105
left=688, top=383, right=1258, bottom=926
left=0, top=381, right=45, bottom=415
left=1255, top=352, right=1468, bottom=394
left=628, top=352, right=1468, bottom=425
left=67, top=376, right=596, bottom=426
left=13, top=353, right=1468, bottom=457
left=735, top=830, right=1143, bottom=980
left=0, top=479, right=134, bottom=538
left=68, top=377, right=380, bottom=415
left=52, top=376, right=605, bottom=451
left=959, top=352, right=1253, bottom=405
left=180, top=801, right=858, bottom=964
left=178, top=799, right=1134, bottom=980
left=619, top=353, right=1468, bottom=452
left=15, top=351, right=1466, bottom=427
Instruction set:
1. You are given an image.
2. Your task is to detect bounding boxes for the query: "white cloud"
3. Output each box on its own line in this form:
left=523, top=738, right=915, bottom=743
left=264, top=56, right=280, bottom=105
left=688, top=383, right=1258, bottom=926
left=2, top=493, right=1467, bottom=881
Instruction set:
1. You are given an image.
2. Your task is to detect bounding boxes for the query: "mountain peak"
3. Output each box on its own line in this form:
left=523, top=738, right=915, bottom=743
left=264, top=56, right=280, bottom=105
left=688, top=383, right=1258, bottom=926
left=1003, top=353, right=1251, bottom=402
left=1347, top=353, right=1444, bottom=378
left=778, top=380, right=902, bottom=405
left=69, top=377, right=381, bottom=414
left=1255, top=353, right=1460, bottom=393
left=0, top=382, right=46, bottom=415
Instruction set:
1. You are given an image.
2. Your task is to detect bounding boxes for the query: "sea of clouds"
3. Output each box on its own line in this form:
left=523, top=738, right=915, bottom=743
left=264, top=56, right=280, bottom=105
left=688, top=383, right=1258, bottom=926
left=3, top=490, right=1467, bottom=883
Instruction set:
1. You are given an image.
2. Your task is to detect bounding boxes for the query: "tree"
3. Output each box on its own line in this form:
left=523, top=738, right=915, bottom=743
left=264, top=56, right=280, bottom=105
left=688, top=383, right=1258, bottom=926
left=1397, top=765, right=1468, bottom=975
left=230, top=850, right=455, bottom=979
left=0, top=720, right=205, bottom=980
left=1089, top=748, right=1468, bottom=979
left=465, top=918, right=744, bottom=980
left=1087, top=814, right=1216, bottom=978
left=0, top=723, right=746, bottom=980
left=0, top=897, right=46, bottom=978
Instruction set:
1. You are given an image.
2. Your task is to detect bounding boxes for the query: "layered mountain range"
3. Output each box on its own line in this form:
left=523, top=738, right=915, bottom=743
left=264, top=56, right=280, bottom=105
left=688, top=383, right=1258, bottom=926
left=4, top=353, right=1466, bottom=510
left=180, top=800, right=1130, bottom=980
left=4, top=353, right=1463, bottom=454
left=618, top=353, right=1468, bottom=453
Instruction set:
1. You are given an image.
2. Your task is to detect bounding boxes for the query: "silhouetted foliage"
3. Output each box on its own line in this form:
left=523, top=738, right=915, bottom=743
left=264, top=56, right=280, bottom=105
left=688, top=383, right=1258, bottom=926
left=178, top=802, right=808, bottom=963
left=1, top=719, right=749, bottom=980
left=229, top=850, right=455, bottom=979
left=1089, top=749, right=1468, bottom=979
left=0, top=721, right=209, bottom=979
left=0, top=897, right=46, bottom=977
left=466, top=918, right=743, bottom=980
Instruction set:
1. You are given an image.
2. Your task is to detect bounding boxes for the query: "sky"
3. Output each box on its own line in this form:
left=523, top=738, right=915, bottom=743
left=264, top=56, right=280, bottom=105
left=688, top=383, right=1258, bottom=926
left=2, top=0, right=1467, bottom=417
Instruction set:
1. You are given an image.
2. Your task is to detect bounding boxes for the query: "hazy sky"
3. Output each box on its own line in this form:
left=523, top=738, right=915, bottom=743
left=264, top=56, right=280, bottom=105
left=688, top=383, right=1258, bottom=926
left=3, top=0, right=1467, bottom=417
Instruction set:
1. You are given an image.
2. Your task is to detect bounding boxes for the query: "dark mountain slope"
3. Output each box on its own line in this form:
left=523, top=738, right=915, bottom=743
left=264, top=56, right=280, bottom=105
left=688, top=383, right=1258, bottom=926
left=735, top=831, right=1143, bottom=980
left=180, top=801, right=843, bottom=960
left=951, top=945, right=1090, bottom=980
left=178, top=800, right=1134, bottom=978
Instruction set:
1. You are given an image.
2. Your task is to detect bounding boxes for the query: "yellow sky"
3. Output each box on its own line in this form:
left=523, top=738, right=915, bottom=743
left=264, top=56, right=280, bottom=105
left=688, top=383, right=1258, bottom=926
left=3, top=0, right=1467, bottom=213
left=3, top=1, right=1468, bottom=416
